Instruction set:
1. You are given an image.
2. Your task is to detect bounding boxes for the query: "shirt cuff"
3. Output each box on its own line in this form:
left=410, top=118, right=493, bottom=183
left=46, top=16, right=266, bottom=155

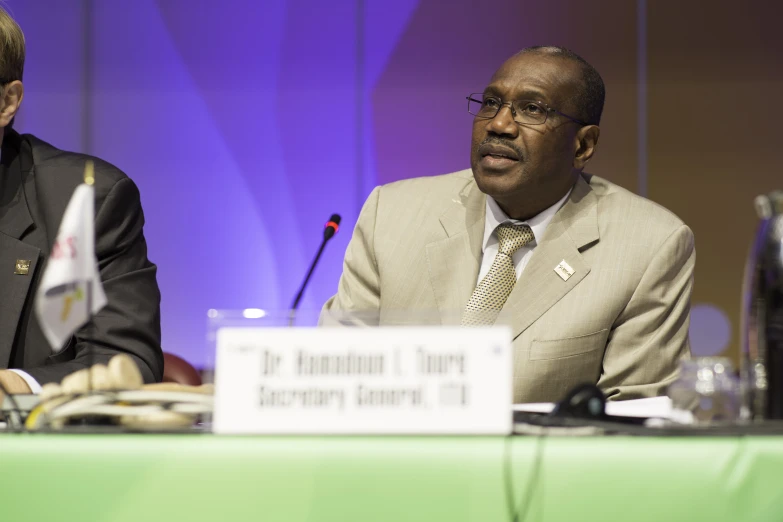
left=8, top=370, right=43, bottom=394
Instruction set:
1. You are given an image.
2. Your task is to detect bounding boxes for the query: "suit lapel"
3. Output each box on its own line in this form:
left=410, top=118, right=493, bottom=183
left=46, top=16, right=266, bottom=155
left=502, top=175, right=600, bottom=339
left=0, top=235, right=40, bottom=366
left=426, top=176, right=486, bottom=324
left=0, top=134, right=40, bottom=367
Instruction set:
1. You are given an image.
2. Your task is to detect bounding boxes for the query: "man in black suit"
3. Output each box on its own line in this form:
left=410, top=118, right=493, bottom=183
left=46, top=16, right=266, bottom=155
left=0, top=7, right=162, bottom=396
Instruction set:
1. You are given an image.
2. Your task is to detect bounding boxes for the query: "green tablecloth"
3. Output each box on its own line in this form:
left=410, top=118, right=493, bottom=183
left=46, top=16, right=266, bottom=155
left=1, top=434, right=782, bottom=522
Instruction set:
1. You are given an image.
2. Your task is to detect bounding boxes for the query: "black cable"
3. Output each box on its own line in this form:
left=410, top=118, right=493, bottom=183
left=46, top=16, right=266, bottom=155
left=503, top=436, right=517, bottom=521
left=503, top=433, right=547, bottom=522
left=516, top=434, right=546, bottom=522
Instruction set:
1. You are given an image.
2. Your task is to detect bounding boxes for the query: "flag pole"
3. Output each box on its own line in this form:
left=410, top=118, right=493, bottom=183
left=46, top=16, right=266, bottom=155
left=84, top=161, right=94, bottom=397
left=84, top=161, right=94, bottom=317
left=84, top=160, right=95, bottom=186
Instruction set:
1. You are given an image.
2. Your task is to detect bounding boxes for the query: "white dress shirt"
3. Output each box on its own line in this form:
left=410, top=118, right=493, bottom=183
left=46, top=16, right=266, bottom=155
left=477, top=189, right=572, bottom=285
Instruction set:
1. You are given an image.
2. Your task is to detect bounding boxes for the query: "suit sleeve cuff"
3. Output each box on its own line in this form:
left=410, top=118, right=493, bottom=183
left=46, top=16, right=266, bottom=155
left=8, top=370, right=43, bottom=394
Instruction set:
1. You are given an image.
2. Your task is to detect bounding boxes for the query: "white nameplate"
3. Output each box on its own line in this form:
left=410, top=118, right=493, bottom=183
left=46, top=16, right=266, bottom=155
left=213, top=327, right=512, bottom=434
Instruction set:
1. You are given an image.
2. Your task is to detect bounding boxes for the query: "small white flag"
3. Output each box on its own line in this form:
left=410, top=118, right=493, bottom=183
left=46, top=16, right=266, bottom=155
left=35, top=162, right=107, bottom=352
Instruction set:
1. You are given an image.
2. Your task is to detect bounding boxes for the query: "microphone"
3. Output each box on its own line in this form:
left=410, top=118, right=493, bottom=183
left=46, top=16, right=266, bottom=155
left=289, top=214, right=342, bottom=323
left=324, top=214, right=340, bottom=240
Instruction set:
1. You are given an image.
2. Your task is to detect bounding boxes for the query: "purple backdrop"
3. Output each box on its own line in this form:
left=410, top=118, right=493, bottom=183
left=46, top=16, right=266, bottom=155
left=10, top=0, right=422, bottom=366
left=6, top=0, right=726, bottom=365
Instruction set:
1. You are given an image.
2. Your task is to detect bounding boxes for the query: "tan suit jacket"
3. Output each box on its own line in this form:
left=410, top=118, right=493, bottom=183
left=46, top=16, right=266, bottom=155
left=324, top=170, right=694, bottom=403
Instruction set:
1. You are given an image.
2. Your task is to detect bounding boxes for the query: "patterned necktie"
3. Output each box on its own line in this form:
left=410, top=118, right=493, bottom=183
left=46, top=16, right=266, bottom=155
left=461, top=223, right=535, bottom=326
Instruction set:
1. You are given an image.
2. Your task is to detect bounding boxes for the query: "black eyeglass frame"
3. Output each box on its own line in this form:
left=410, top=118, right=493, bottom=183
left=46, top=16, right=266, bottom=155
left=466, top=93, right=589, bottom=127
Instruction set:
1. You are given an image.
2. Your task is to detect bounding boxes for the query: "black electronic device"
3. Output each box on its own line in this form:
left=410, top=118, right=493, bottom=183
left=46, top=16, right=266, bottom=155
left=550, top=383, right=607, bottom=420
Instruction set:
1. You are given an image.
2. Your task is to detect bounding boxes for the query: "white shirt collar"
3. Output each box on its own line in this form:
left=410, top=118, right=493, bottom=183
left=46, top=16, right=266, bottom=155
left=482, top=188, right=572, bottom=252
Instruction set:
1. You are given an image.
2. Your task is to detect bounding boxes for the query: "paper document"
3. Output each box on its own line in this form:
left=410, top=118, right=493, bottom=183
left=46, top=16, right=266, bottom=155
left=513, top=396, right=672, bottom=419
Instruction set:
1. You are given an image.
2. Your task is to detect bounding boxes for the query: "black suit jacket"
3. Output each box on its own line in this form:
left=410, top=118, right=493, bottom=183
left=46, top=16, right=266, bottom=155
left=0, top=130, right=162, bottom=385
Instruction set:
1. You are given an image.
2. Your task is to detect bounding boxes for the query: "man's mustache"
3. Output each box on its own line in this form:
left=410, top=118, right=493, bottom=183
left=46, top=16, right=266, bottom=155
left=480, top=137, right=523, bottom=159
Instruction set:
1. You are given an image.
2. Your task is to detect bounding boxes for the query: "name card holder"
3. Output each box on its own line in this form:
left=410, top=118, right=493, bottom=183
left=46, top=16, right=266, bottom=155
left=213, top=327, right=512, bottom=435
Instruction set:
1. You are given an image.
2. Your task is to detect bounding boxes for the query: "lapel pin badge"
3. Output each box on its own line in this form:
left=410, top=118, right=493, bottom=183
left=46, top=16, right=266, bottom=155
left=554, top=259, right=575, bottom=282
left=15, top=259, right=31, bottom=276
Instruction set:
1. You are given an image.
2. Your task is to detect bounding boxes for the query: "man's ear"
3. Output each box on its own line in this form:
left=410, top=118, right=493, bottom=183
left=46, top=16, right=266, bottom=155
left=0, top=80, right=24, bottom=128
left=573, top=124, right=600, bottom=170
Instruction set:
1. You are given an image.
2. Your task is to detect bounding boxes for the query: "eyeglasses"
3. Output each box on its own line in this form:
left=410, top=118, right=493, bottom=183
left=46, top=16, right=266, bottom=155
left=466, top=93, right=588, bottom=126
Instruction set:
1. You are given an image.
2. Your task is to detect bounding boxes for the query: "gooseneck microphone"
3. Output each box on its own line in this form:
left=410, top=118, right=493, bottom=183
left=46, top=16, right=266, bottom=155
left=322, top=214, right=341, bottom=241
left=289, top=214, right=342, bottom=322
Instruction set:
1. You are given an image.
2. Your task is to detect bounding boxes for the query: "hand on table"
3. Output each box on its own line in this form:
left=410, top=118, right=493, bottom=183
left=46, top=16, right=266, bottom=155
left=0, top=371, right=32, bottom=420
left=0, top=370, right=32, bottom=398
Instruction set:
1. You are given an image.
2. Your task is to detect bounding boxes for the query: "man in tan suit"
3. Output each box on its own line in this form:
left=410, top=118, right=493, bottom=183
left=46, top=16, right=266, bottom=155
left=324, top=46, right=694, bottom=403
